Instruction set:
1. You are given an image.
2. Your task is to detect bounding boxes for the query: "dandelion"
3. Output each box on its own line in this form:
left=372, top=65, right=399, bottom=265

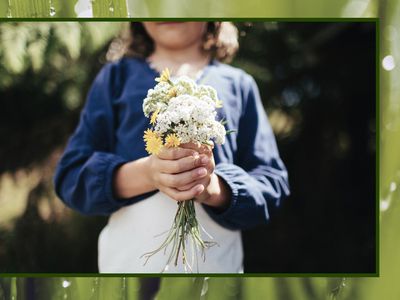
left=150, top=108, right=160, bottom=125
left=143, top=128, right=157, bottom=142
left=164, top=133, right=181, bottom=148
left=155, top=68, right=173, bottom=85
left=145, top=134, right=163, bottom=155
left=168, top=86, right=178, bottom=98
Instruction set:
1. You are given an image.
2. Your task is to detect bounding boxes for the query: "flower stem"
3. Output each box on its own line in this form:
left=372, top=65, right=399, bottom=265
left=141, top=199, right=216, bottom=272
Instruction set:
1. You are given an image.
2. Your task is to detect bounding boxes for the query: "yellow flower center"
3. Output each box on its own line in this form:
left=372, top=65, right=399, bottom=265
left=164, top=134, right=181, bottom=148
left=145, top=135, right=163, bottom=155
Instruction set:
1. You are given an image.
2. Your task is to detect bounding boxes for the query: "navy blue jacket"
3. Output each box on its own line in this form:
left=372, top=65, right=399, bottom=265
left=54, top=58, right=290, bottom=230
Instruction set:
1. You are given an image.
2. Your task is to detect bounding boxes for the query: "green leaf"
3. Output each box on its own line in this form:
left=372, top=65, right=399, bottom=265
left=157, top=278, right=204, bottom=300
left=8, top=0, right=51, bottom=17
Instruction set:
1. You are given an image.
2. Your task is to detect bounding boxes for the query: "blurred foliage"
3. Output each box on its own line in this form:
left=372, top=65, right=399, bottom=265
left=235, top=22, right=376, bottom=273
left=0, top=277, right=368, bottom=299
left=0, top=22, right=376, bottom=274
left=0, top=22, right=121, bottom=173
left=5, top=0, right=76, bottom=17
left=0, top=22, right=122, bottom=273
left=1, top=0, right=378, bottom=17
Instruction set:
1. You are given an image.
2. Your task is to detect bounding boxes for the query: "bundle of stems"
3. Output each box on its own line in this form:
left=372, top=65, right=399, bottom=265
left=141, top=199, right=216, bottom=272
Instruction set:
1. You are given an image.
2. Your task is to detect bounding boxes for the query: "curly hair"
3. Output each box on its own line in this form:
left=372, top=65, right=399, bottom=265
left=107, top=22, right=239, bottom=63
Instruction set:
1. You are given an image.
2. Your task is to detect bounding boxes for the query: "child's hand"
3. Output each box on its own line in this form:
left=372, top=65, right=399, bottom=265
left=175, top=143, right=215, bottom=191
left=177, top=143, right=231, bottom=210
left=146, top=147, right=211, bottom=201
left=114, top=144, right=230, bottom=209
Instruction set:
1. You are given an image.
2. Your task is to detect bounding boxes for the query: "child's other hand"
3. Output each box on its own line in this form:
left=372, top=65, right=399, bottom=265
left=146, top=146, right=210, bottom=201
left=178, top=143, right=231, bottom=210
left=175, top=142, right=215, bottom=191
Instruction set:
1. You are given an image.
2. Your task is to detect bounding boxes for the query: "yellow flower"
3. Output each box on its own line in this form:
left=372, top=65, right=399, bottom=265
left=216, top=99, right=223, bottom=108
left=150, top=108, right=160, bottom=125
left=168, top=86, right=177, bottom=98
left=164, top=134, right=181, bottom=148
left=145, top=134, right=163, bottom=155
left=143, top=129, right=157, bottom=142
left=155, top=68, right=171, bottom=84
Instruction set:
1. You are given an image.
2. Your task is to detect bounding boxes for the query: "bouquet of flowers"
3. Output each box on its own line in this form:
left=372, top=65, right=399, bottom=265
left=141, top=69, right=227, bottom=272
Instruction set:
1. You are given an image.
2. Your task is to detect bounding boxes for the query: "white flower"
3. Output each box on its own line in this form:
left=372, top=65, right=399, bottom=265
left=143, top=73, right=226, bottom=146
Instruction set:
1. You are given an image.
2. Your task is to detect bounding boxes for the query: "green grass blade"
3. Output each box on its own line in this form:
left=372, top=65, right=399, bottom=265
left=8, top=0, right=50, bottom=17
left=91, top=0, right=127, bottom=17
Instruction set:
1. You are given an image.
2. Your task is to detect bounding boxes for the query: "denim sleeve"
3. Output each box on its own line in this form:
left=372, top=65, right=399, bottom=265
left=203, top=74, right=290, bottom=230
left=54, top=64, right=156, bottom=215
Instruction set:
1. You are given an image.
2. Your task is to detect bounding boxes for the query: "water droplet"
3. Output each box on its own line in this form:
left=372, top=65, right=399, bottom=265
left=62, top=280, right=71, bottom=288
left=90, top=277, right=100, bottom=299
left=381, top=196, right=392, bottom=212
left=109, top=1, right=115, bottom=13
left=200, top=277, right=209, bottom=298
left=330, top=278, right=346, bottom=299
left=341, top=278, right=347, bottom=287
left=390, top=182, right=397, bottom=192
left=50, top=7, right=56, bottom=17
left=381, top=181, right=398, bottom=212
left=382, top=55, right=396, bottom=71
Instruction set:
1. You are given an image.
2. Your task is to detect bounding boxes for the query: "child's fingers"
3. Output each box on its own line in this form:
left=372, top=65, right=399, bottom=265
left=176, top=177, right=209, bottom=191
left=158, top=167, right=208, bottom=188
left=157, top=147, right=198, bottom=160
left=180, top=142, right=213, bottom=154
left=162, top=184, right=205, bottom=202
left=159, top=154, right=209, bottom=174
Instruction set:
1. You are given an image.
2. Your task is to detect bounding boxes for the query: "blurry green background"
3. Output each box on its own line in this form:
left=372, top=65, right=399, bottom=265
left=0, top=21, right=376, bottom=274
left=0, top=0, right=378, bottom=18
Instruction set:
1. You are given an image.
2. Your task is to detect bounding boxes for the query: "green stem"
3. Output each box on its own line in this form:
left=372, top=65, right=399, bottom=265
left=142, top=199, right=215, bottom=272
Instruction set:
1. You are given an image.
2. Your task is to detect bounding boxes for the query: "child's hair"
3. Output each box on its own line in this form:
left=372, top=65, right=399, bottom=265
left=107, top=22, right=239, bottom=63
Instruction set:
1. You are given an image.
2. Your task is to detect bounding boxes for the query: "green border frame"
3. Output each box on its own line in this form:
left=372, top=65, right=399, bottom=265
left=0, top=17, right=379, bottom=278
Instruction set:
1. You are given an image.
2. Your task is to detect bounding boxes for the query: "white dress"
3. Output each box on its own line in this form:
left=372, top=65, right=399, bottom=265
left=98, top=192, right=243, bottom=273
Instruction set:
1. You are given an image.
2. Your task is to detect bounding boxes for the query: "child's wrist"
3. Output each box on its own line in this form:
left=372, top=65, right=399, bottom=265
left=140, top=156, right=154, bottom=189
left=113, top=157, right=156, bottom=199
left=198, top=173, right=231, bottom=210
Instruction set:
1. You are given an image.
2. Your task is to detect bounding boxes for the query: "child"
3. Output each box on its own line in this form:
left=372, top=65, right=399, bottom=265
left=54, top=22, right=290, bottom=273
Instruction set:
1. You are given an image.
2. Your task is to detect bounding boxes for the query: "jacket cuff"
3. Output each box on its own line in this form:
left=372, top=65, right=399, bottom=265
left=102, top=153, right=130, bottom=207
left=100, top=152, right=158, bottom=211
left=201, top=163, right=240, bottom=230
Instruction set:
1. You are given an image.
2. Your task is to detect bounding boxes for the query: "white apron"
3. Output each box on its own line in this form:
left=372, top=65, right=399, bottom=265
left=98, top=192, right=243, bottom=273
